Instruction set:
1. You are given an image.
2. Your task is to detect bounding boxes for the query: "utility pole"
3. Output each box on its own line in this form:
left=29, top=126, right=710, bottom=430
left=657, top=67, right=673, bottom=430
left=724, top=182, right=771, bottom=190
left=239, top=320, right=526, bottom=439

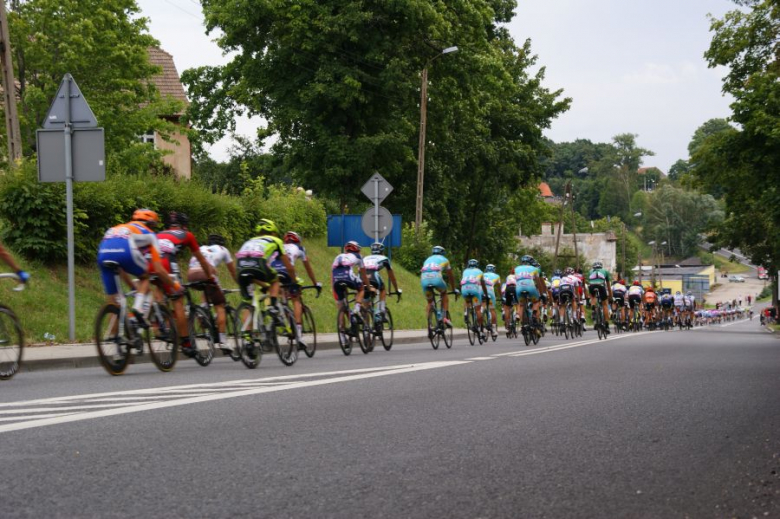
left=0, top=0, right=21, bottom=164
left=414, top=66, right=428, bottom=231
left=552, top=181, right=569, bottom=271
left=570, top=189, right=580, bottom=271
left=621, top=221, right=627, bottom=280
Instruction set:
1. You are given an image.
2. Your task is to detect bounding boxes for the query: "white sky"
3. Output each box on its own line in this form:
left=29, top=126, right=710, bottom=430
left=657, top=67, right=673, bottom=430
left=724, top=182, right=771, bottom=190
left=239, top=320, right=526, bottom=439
left=137, top=0, right=736, bottom=172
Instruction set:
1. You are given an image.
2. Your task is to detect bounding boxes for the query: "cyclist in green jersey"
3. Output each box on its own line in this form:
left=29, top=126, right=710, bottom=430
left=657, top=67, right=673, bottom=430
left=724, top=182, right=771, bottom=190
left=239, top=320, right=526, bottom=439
left=586, top=261, right=613, bottom=331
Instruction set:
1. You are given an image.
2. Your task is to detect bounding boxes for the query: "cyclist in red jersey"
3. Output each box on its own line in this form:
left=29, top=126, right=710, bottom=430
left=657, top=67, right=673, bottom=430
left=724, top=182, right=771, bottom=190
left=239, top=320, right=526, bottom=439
left=574, top=267, right=586, bottom=324
left=155, top=212, right=215, bottom=357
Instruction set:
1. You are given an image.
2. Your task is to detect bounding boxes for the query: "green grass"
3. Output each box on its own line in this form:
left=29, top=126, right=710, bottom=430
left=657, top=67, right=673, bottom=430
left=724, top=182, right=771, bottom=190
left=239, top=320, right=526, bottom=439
left=711, top=255, right=750, bottom=274
left=0, top=236, right=433, bottom=344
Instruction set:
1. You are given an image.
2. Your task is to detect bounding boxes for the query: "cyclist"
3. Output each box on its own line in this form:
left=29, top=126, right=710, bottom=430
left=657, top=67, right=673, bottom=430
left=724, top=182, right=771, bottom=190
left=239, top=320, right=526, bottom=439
left=483, top=264, right=501, bottom=340
left=156, top=212, right=215, bottom=357
left=659, top=288, right=674, bottom=327
left=331, top=240, right=370, bottom=318
left=186, top=233, right=238, bottom=354
left=461, top=259, right=489, bottom=337
left=643, top=285, right=658, bottom=327
left=501, top=273, right=518, bottom=330
left=683, top=291, right=696, bottom=325
left=627, top=281, right=644, bottom=326
left=673, top=290, right=685, bottom=326
left=236, top=219, right=297, bottom=327
left=514, top=255, right=546, bottom=329
left=586, top=261, right=612, bottom=333
left=363, top=242, right=401, bottom=323
left=559, top=267, right=581, bottom=328
left=97, top=209, right=179, bottom=320
left=611, top=278, right=628, bottom=327
left=549, top=269, right=563, bottom=324
left=271, top=231, right=323, bottom=349
left=421, top=246, right=458, bottom=327
left=0, top=242, right=30, bottom=285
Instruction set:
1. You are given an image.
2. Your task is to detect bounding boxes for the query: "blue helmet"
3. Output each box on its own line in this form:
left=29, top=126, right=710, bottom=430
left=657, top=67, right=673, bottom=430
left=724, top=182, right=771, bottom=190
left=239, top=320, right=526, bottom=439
left=467, top=259, right=479, bottom=269
left=486, top=264, right=496, bottom=273
left=432, top=245, right=445, bottom=256
left=520, top=255, right=533, bottom=265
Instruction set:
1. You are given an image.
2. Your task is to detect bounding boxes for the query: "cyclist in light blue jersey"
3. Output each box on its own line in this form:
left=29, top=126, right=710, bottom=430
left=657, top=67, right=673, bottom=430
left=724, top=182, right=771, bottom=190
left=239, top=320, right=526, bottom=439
left=514, top=254, right=547, bottom=326
left=483, top=264, right=501, bottom=340
left=421, top=245, right=458, bottom=327
left=461, top=259, right=489, bottom=333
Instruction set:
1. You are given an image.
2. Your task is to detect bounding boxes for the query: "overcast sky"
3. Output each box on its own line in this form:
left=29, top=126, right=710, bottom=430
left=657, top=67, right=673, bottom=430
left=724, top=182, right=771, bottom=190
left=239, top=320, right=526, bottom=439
left=137, top=0, right=737, bottom=173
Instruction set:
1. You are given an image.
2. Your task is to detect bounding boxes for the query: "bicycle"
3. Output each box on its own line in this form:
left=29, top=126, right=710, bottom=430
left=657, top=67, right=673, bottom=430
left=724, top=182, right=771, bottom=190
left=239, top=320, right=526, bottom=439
left=365, top=288, right=401, bottom=351
left=335, top=282, right=373, bottom=355
left=426, top=285, right=457, bottom=350
left=589, top=287, right=610, bottom=340
left=464, top=299, right=484, bottom=346
left=95, top=262, right=179, bottom=375
left=506, top=307, right=519, bottom=339
left=0, top=273, right=25, bottom=380
left=182, top=281, right=242, bottom=366
left=518, top=290, right=542, bottom=346
left=481, top=298, right=498, bottom=342
left=281, top=284, right=320, bottom=358
left=235, top=277, right=298, bottom=369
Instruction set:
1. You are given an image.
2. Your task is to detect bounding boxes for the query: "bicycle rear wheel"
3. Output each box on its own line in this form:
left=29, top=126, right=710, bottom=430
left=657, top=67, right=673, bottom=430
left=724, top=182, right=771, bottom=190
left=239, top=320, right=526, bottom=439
left=563, top=308, right=570, bottom=340
left=146, top=305, right=179, bottom=372
left=0, top=305, right=24, bottom=380
left=337, top=306, right=352, bottom=356
left=225, top=306, right=241, bottom=361
left=95, top=304, right=132, bottom=376
left=275, top=306, right=297, bottom=366
left=360, top=310, right=374, bottom=353
left=380, top=308, right=394, bottom=351
left=427, top=308, right=440, bottom=350
left=465, top=311, right=475, bottom=346
left=301, top=305, right=317, bottom=358
left=236, top=302, right=261, bottom=369
left=189, top=306, right=215, bottom=367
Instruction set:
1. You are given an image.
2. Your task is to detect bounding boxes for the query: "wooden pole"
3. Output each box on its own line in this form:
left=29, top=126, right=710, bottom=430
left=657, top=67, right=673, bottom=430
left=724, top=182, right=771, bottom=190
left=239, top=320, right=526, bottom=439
left=552, top=181, right=569, bottom=271
left=414, top=67, right=428, bottom=231
left=0, top=0, right=21, bottom=164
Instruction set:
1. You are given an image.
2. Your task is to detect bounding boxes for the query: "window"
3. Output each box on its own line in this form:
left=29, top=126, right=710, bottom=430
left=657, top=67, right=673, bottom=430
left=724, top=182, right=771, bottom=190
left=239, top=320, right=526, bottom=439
left=139, top=131, right=156, bottom=147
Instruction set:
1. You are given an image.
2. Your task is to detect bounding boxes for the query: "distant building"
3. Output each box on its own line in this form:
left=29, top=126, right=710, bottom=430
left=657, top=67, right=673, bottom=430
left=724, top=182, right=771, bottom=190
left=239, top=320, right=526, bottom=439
left=517, top=222, right=618, bottom=274
left=145, top=47, right=191, bottom=179
left=632, top=263, right=716, bottom=300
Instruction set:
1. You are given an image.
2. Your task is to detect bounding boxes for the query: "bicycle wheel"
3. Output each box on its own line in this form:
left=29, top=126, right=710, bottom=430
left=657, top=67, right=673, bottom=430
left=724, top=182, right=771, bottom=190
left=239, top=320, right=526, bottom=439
left=563, top=308, right=570, bottom=340
left=275, top=306, right=297, bottom=366
left=380, top=308, right=394, bottom=351
left=0, top=306, right=23, bottom=380
left=236, top=302, right=261, bottom=369
left=475, top=309, right=484, bottom=345
left=337, top=306, right=352, bottom=356
left=427, top=308, right=440, bottom=350
left=146, top=304, right=179, bottom=372
left=301, top=305, right=317, bottom=358
left=465, top=310, right=475, bottom=346
left=443, top=311, right=453, bottom=349
left=189, top=306, right=215, bottom=367
left=531, top=324, right=540, bottom=345
left=225, top=306, right=242, bottom=361
left=95, top=304, right=132, bottom=376
left=360, top=310, right=374, bottom=354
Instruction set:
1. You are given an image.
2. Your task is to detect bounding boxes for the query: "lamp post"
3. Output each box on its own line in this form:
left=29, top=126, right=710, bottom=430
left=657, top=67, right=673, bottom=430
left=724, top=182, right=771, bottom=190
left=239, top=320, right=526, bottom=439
left=648, top=240, right=657, bottom=287
left=415, top=45, right=458, bottom=231
left=660, top=241, right=667, bottom=289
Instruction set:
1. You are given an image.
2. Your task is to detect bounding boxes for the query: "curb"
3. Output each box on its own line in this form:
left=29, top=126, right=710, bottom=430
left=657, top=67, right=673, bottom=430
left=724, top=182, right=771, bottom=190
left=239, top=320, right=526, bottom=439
left=20, top=330, right=470, bottom=373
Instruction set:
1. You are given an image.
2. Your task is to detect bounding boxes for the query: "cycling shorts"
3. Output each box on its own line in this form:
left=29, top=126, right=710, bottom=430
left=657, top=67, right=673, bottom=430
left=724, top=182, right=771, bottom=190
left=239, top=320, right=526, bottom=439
left=503, top=289, right=518, bottom=307
left=186, top=269, right=226, bottom=306
left=660, top=298, right=674, bottom=308
left=332, top=277, right=362, bottom=302
left=237, top=263, right=278, bottom=300
left=277, top=271, right=303, bottom=297
left=559, top=285, right=576, bottom=303
left=368, top=271, right=385, bottom=291
left=515, top=280, right=539, bottom=302
left=628, top=294, right=642, bottom=309
left=613, top=291, right=626, bottom=307
left=461, top=286, right=483, bottom=304
left=644, top=302, right=656, bottom=312
left=421, top=276, right=447, bottom=295
left=588, top=284, right=608, bottom=301
left=97, top=237, right=149, bottom=295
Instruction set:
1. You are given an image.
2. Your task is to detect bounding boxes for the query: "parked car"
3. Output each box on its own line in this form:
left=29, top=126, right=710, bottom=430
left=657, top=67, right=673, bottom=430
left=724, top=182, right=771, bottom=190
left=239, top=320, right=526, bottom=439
left=728, top=275, right=745, bottom=283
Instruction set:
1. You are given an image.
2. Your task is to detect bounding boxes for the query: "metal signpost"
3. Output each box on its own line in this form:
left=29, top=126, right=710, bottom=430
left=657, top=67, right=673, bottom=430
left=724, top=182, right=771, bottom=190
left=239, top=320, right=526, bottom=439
left=37, top=74, right=105, bottom=341
left=360, top=172, right=394, bottom=243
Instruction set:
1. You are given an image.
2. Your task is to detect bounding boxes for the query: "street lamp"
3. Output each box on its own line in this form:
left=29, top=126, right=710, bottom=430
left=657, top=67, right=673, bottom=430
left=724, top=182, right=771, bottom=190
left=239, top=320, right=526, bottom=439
left=648, top=240, right=657, bottom=286
left=415, top=45, right=459, bottom=231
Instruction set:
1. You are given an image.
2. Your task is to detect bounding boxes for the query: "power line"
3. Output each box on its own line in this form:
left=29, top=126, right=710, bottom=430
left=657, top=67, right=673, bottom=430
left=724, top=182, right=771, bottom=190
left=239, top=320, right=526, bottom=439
left=160, top=0, right=201, bottom=20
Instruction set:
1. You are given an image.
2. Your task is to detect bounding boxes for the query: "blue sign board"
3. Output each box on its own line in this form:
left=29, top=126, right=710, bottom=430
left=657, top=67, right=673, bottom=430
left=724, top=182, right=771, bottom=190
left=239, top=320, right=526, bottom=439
left=327, top=214, right=402, bottom=248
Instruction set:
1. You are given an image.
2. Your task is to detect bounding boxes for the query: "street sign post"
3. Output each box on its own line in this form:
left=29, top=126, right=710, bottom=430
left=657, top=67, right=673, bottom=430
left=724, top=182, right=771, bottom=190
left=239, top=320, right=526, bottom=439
left=361, top=172, right=394, bottom=244
left=36, top=74, right=105, bottom=341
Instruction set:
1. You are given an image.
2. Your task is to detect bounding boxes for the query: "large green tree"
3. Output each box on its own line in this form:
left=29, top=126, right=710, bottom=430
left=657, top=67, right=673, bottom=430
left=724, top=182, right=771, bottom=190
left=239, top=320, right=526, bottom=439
left=694, top=0, right=779, bottom=302
left=6, top=0, right=182, bottom=168
left=184, top=0, right=569, bottom=265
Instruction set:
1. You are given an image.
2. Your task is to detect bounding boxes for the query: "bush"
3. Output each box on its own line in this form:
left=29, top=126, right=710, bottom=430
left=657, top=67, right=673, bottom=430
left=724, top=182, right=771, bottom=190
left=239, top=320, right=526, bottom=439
left=0, top=159, right=327, bottom=263
left=395, top=222, right=433, bottom=275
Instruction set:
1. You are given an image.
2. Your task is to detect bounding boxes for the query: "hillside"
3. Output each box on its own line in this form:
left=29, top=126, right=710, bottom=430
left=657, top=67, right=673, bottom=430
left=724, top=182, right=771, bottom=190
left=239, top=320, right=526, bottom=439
left=0, top=237, right=431, bottom=344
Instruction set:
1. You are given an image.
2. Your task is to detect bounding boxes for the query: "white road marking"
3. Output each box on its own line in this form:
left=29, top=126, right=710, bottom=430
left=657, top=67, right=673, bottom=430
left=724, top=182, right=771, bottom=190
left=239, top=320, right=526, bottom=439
left=464, top=357, right=496, bottom=361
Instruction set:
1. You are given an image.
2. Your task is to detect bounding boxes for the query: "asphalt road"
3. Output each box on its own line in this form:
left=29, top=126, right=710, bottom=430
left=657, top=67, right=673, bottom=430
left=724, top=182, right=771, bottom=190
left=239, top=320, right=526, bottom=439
left=0, top=319, right=778, bottom=518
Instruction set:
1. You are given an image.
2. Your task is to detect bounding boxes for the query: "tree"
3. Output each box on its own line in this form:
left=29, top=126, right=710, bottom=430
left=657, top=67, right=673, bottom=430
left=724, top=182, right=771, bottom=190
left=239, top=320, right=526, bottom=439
left=694, top=0, right=779, bottom=304
left=184, top=0, right=570, bottom=265
left=5, top=0, right=182, bottom=165
left=668, top=159, right=689, bottom=182
left=687, top=118, right=732, bottom=158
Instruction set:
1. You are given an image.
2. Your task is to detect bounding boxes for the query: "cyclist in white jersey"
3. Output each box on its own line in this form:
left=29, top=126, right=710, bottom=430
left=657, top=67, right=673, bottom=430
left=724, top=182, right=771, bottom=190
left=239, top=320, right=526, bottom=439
left=363, top=242, right=401, bottom=322
left=186, top=234, right=237, bottom=352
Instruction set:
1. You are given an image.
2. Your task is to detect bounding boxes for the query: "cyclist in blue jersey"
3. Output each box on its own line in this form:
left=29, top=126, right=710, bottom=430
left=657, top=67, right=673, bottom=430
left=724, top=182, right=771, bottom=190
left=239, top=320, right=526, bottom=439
left=461, top=259, right=489, bottom=335
left=483, top=264, right=501, bottom=340
left=514, top=255, right=547, bottom=326
left=421, top=246, right=458, bottom=327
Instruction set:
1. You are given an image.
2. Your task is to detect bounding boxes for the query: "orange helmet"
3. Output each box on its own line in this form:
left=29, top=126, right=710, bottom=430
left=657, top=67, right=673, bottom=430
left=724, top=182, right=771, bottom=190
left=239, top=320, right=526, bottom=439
left=646, top=286, right=655, bottom=292
left=132, top=208, right=159, bottom=227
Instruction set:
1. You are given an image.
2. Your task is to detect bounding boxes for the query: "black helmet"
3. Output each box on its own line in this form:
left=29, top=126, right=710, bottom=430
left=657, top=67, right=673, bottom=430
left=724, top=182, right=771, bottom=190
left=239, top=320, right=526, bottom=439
left=168, top=211, right=189, bottom=228
left=208, top=234, right=226, bottom=246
